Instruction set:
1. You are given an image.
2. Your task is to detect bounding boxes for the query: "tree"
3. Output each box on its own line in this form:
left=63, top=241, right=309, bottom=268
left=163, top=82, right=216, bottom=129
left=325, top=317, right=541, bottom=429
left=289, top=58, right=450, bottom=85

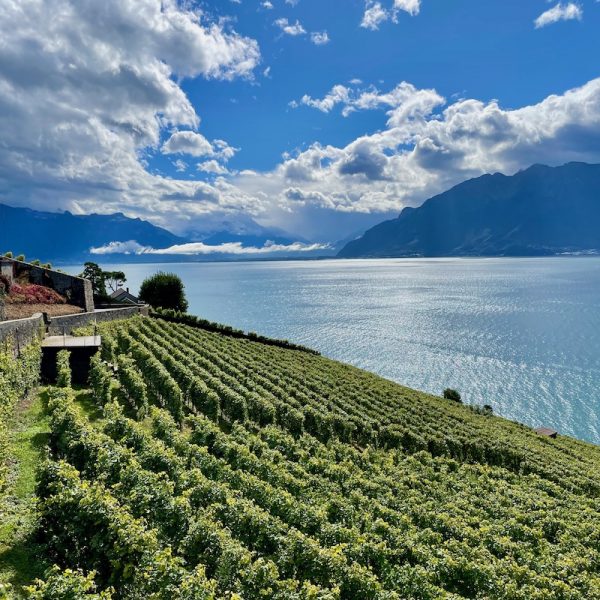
left=104, top=270, right=127, bottom=293
left=79, top=262, right=107, bottom=298
left=443, top=388, right=462, bottom=403
left=139, top=272, right=188, bottom=312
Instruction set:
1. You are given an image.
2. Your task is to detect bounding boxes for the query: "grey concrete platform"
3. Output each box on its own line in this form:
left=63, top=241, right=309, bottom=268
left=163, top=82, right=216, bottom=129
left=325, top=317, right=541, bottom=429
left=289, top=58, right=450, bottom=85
left=42, top=335, right=101, bottom=348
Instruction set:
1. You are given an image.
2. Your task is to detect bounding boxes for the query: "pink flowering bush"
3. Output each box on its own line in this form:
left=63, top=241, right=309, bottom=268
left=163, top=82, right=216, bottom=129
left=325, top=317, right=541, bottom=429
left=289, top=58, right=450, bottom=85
left=8, top=283, right=66, bottom=304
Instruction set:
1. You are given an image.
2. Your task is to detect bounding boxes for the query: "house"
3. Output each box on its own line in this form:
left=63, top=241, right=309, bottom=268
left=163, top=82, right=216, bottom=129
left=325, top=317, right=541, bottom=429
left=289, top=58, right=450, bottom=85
left=110, top=287, right=140, bottom=305
left=535, top=427, right=558, bottom=439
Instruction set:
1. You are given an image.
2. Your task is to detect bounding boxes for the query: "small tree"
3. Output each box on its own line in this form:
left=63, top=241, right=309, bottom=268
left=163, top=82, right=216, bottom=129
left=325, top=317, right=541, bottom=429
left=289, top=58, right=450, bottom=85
left=79, top=262, right=108, bottom=298
left=139, top=271, right=188, bottom=312
left=3, top=251, right=13, bottom=258
left=104, top=270, right=127, bottom=293
left=443, top=388, right=462, bottom=403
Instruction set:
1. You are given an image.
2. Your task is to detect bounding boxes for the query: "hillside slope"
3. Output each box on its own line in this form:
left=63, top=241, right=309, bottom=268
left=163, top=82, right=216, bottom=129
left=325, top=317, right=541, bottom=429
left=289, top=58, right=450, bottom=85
left=9, top=315, right=600, bottom=598
left=0, top=203, right=184, bottom=262
left=339, top=162, right=600, bottom=257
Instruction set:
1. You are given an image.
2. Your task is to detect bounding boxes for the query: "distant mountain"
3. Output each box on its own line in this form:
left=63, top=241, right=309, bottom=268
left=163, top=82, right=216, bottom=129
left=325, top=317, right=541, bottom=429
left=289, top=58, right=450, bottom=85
left=338, top=162, right=600, bottom=258
left=0, top=204, right=184, bottom=262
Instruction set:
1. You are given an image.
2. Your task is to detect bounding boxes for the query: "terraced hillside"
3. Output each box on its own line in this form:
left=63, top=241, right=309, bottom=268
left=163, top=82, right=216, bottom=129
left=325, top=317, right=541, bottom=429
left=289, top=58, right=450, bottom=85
left=4, top=314, right=600, bottom=598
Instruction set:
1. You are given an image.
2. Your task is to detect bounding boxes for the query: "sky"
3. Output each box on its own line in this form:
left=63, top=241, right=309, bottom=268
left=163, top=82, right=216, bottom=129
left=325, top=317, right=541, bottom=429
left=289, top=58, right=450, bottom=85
left=1, top=0, right=599, bottom=254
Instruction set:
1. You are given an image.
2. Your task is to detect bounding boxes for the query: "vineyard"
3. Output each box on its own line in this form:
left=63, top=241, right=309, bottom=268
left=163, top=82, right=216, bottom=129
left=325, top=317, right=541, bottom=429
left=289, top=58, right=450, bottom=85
left=3, top=314, right=600, bottom=598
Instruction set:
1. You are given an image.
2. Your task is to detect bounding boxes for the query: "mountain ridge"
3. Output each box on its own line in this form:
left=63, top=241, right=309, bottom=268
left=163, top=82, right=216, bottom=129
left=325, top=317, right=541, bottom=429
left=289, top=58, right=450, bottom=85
left=338, top=162, right=600, bottom=258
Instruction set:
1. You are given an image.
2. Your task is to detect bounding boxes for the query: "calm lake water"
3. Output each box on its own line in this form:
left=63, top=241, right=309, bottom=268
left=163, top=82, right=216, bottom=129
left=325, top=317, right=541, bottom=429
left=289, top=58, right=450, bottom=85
left=67, top=258, right=600, bottom=444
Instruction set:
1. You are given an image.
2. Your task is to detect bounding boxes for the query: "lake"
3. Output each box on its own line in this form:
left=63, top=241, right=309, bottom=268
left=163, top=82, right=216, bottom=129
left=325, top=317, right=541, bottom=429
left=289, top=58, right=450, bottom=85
left=67, top=258, right=600, bottom=444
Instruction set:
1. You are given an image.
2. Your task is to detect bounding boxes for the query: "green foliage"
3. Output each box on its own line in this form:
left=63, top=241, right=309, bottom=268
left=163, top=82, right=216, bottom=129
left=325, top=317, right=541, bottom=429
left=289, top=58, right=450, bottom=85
left=104, top=271, right=126, bottom=294
left=25, top=316, right=600, bottom=598
left=3, top=251, right=12, bottom=258
left=153, top=307, right=320, bottom=355
left=79, top=262, right=107, bottom=298
left=15, top=255, right=25, bottom=262
left=56, top=350, right=71, bottom=388
left=25, top=566, right=113, bottom=599
left=0, top=341, right=41, bottom=495
left=88, top=354, right=113, bottom=406
left=139, top=273, right=188, bottom=312
left=443, top=388, right=462, bottom=403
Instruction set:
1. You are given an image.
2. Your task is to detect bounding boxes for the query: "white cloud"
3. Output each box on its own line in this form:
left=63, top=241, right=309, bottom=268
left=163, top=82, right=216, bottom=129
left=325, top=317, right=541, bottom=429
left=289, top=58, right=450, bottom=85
left=361, top=0, right=421, bottom=30
left=1, top=1, right=600, bottom=245
left=262, top=1, right=274, bottom=8
left=0, top=0, right=260, bottom=233
left=162, top=131, right=214, bottom=157
left=361, top=2, right=389, bottom=30
left=274, top=18, right=306, bottom=36
left=394, top=0, right=421, bottom=16
left=90, top=239, right=329, bottom=255
left=534, top=3, right=582, bottom=28
left=173, top=159, right=188, bottom=172
left=310, top=31, right=330, bottom=45
left=237, top=78, right=600, bottom=239
left=291, top=81, right=444, bottom=120
left=198, top=160, right=229, bottom=175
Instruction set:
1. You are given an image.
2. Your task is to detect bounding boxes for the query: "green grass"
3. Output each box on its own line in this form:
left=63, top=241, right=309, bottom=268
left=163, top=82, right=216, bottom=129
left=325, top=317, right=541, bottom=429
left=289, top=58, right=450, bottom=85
left=0, top=390, right=50, bottom=597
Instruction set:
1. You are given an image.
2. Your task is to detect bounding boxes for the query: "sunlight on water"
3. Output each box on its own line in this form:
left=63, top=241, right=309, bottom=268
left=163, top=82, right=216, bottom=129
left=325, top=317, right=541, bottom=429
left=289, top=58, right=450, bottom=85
left=68, top=257, right=600, bottom=444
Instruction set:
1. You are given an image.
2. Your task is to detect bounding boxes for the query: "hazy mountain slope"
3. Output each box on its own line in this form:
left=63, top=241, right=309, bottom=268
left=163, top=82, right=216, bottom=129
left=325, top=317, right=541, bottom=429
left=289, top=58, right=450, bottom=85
left=339, top=162, right=600, bottom=258
left=0, top=204, right=184, bottom=262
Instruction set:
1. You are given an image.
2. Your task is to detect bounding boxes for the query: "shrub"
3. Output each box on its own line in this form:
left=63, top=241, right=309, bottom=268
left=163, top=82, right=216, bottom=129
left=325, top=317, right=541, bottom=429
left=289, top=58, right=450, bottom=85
left=15, top=254, right=25, bottom=262
left=3, top=251, right=12, bottom=258
left=443, top=388, right=462, bottom=403
left=56, top=350, right=72, bottom=388
left=8, top=283, right=66, bottom=305
left=139, top=272, right=188, bottom=312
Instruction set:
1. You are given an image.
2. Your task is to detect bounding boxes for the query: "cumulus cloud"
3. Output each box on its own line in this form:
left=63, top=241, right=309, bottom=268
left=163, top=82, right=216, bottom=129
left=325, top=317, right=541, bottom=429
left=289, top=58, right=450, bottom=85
left=198, top=160, right=230, bottom=175
left=361, top=0, right=421, bottom=30
left=0, top=0, right=261, bottom=234
left=90, top=239, right=329, bottom=255
left=361, top=2, right=389, bottom=30
left=1, top=1, right=600, bottom=245
left=394, top=0, right=421, bottom=16
left=236, top=78, right=600, bottom=238
left=274, top=18, right=306, bottom=36
left=535, top=3, right=582, bottom=28
left=310, top=31, right=330, bottom=45
left=291, top=81, right=444, bottom=120
left=162, top=131, right=214, bottom=157
left=161, top=132, right=239, bottom=164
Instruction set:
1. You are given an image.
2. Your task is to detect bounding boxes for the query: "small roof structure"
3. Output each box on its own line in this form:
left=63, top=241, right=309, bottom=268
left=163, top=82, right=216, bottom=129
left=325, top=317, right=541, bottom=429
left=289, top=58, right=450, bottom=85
left=110, top=288, right=140, bottom=304
left=535, top=427, right=558, bottom=439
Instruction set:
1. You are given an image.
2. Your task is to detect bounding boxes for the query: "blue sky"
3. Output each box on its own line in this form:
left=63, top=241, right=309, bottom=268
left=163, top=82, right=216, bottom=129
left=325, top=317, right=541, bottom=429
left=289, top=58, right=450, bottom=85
left=160, top=0, right=599, bottom=174
left=1, top=0, right=600, bottom=253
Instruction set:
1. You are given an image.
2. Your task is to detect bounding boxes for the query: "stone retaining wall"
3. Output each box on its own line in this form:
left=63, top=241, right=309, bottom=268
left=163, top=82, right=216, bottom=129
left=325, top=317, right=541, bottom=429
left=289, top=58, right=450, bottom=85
left=0, top=306, right=148, bottom=353
left=0, top=313, right=45, bottom=356
left=47, top=305, right=149, bottom=335
left=0, top=257, right=94, bottom=312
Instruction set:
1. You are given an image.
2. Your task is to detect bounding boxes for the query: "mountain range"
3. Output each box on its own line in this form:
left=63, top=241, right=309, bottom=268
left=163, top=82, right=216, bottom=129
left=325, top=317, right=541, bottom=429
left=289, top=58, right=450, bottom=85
left=0, top=204, right=304, bottom=263
left=3, top=162, right=600, bottom=263
left=339, top=162, right=600, bottom=258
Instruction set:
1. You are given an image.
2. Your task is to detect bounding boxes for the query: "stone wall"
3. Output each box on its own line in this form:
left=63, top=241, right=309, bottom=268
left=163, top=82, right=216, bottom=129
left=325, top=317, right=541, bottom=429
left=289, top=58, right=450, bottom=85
left=47, top=305, right=149, bottom=335
left=0, top=258, right=94, bottom=312
left=0, top=313, right=45, bottom=356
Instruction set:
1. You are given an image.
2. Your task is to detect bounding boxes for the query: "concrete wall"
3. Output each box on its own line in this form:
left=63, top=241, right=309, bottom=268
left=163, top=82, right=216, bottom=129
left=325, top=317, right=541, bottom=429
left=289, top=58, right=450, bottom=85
left=0, top=258, right=94, bottom=312
left=0, top=313, right=45, bottom=356
left=47, top=305, right=149, bottom=335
